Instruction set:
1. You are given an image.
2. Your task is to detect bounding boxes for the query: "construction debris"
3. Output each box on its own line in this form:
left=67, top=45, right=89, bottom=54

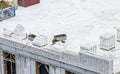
left=13, top=24, right=25, bottom=36
left=52, top=34, right=67, bottom=44
left=28, top=34, right=36, bottom=41
left=3, top=28, right=13, bottom=37
left=0, top=0, right=10, bottom=9
left=0, top=6, right=16, bottom=21
left=8, top=0, right=18, bottom=9
left=32, top=34, right=48, bottom=47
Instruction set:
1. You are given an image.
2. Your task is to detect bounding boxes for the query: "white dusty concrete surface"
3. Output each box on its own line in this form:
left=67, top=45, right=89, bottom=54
left=1, top=0, right=120, bottom=52
left=1, top=0, right=120, bottom=73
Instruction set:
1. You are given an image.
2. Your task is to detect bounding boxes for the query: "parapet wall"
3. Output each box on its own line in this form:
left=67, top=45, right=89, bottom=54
left=0, top=36, right=113, bottom=74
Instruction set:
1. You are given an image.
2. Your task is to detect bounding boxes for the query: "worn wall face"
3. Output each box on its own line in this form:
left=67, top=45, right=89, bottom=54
left=15, top=55, right=36, bottom=74
left=0, top=50, right=3, bottom=74
left=78, top=53, right=113, bottom=74
left=49, top=66, right=65, bottom=74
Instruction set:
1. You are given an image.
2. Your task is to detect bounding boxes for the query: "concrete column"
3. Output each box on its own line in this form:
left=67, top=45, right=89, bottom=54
left=56, top=67, right=61, bottom=74
left=49, top=65, right=56, bottom=74
left=24, top=57, right=31, bottom=74
left=56, top=67, right=65, bottom=74
left=73, top=72, right=82, bottom=74
left=30, top=59, right=36, bottom=74
left=0, top=50, right=3, bottom=74
left=16, top=55, right=24, bottom=74
left=21, top=56, right=25, bottom=74
left=60, top=68, right=65, bottom=74
left=16, top=55, right=36, bottom=74
left=49, top=66, right=65, bottom=74
left=16, top=55, right=20, bottom=74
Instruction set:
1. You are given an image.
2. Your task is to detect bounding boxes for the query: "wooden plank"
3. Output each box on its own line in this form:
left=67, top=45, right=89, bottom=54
left=3, top=52, right=16, bottom=74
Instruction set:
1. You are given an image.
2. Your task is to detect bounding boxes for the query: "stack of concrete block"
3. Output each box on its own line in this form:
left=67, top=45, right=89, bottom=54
left=13, top=24, right=25, bottom=36
left=52, top=34, right=67, bottom=45
left=32, top=35, right=48, bottom=47
left=80, top=42, right=97, bottom=53
left=2, top=28, right=13, bottom=36
left=100, top=33, right=115, bottom=50
left=117, top=28, right=120, bottom=42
